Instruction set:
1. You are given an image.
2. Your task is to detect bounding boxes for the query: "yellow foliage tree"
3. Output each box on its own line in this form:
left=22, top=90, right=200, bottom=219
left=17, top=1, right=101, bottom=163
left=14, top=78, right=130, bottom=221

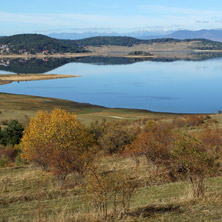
left=20, top=108, right=95, bottom=188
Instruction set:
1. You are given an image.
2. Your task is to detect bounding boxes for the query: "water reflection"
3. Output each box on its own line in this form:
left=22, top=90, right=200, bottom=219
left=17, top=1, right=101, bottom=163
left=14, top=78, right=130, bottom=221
left=1, top=54, right=222, bottom=113
left=1, top=52, right=222, bottom=74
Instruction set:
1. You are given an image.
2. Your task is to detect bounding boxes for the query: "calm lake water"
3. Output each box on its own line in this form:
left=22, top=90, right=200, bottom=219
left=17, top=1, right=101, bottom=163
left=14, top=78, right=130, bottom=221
left=1, top=57, right=222, bottom=113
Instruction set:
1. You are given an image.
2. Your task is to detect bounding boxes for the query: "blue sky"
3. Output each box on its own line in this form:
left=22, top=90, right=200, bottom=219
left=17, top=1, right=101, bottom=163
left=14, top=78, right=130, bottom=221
left=1, top=0, right=222, bottom=35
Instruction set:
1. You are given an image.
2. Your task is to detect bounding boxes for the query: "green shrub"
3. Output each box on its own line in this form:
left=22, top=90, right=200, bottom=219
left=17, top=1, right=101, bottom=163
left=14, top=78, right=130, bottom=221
left=0, top=120, right=24, bottom=146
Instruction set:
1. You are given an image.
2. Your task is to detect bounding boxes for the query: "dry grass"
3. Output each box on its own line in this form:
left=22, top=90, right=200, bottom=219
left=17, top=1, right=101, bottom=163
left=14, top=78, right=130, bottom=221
left=86, top=41, right=222, bottom=58
left=0, top=93, right=176, bottom=128
left=1, top=94, right=222, bottom=221
left=1, top=156, right=222, bottom=222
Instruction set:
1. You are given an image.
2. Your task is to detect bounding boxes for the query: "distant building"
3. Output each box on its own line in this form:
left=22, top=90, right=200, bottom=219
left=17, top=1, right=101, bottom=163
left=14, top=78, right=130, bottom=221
left=42, top=50, right=49, bottom=54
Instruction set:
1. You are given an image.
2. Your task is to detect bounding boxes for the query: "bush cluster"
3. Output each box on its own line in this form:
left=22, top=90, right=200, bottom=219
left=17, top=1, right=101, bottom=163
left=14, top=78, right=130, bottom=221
left=2, top=109, right=222, bottom=219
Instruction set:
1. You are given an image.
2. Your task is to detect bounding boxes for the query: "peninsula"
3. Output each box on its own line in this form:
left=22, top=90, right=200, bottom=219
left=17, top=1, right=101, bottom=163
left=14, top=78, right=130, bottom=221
left=0, top=74, right=79, bottom=85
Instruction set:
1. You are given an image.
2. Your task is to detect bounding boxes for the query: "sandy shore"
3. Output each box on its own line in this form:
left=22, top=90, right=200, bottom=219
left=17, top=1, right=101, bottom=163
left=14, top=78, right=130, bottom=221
left=0, top=74, right=79, bottom=85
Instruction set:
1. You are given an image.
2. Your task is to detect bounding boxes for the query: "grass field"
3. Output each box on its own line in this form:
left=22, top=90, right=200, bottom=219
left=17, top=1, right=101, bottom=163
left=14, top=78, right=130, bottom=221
left=0, top=93, right=177, bottom=128
left=1, top=92, right=221, bottom=128
left=1, top=92, right=222, bottom=221
left=1, top=156, right=222, bottom=222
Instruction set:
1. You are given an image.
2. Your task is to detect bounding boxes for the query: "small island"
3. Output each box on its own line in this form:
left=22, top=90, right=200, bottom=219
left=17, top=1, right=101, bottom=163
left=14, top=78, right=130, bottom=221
left=127, top=51, right=154, bottom=58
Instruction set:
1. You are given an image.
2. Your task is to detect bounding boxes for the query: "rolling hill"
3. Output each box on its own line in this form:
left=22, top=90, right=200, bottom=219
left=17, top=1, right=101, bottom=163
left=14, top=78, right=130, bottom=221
left=1, top=34, right=222, bottom=56
left=68, top=36, right=222, bottom=50
left=0, top=34, right=88, bottom=54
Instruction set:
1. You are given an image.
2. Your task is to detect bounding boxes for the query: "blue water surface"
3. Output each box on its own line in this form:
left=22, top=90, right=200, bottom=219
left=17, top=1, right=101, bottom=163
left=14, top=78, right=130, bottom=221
left=1, top=58, right=222, bottom=113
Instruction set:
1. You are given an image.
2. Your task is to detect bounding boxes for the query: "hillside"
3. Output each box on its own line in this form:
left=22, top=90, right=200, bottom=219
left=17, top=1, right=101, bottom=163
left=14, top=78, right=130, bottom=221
left=66, top=37, right=182, bottom=47
left=68, top=37, right=222, bottom=50
left=1, top=93, right=222, bottom=221
left=66, top=36, right=143, bottom=47
left=1, top=34, right=222, bottom=57
left=0, top=34, right=88, bottom=55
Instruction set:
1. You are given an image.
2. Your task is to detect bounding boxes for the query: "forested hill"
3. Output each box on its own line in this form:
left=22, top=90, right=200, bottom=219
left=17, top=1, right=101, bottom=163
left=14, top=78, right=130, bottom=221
left=63, top=36, right=142, bottom=47
left=66, top=36, right=222, bottom=50
left=1, top=34, right=222, bottom=54
left=64, top=36, right=186, bottom=47
left=0, top=34, right=88, bottom=54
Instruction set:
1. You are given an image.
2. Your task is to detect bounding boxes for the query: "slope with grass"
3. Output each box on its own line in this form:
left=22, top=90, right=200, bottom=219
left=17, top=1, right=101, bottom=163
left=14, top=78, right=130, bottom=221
left=1, top=93, right=222, bottom=221
left=0, top=93, right=175, bottom=128
left=1, top=157, right=222, bottom=222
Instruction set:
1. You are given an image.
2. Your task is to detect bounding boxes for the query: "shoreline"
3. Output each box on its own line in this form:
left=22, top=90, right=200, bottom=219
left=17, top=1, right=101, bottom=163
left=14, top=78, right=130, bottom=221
left=0, top=92, right=215, bottom=116
left=0, top=53, right=93, bottom=58
left=0, top=92, right=178, bottom=126
left=0, top=53, right=155, bottom=59
left=1, top=49, right=221, bottom=59
left=0, top=74, right=79, bottom=85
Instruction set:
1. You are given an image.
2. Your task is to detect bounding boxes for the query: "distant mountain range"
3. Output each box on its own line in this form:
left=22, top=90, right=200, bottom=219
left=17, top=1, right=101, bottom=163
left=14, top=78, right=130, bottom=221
left=48, top=29, right=222, bottom=42
left=48, top=31, right=166, bottom=40
left=166, top=30, right=222, bottom=42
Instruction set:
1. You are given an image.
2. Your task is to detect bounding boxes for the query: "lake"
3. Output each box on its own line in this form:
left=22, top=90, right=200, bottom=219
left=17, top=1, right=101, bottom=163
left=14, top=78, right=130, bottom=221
left=0, top=56, right=222, bottom=113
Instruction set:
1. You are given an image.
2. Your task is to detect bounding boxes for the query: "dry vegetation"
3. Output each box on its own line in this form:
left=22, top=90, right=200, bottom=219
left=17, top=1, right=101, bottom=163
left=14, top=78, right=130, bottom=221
left=1, top=94, right=222, bottom=221
left=86, top=41, right=222, bottom=57
left=1, top=156, right=222, bottom=221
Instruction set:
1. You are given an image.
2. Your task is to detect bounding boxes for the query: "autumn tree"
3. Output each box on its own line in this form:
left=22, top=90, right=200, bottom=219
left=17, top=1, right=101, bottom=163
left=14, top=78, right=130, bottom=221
left=197, top=128, right=222, bottom=158
left=20, top=108, right=96, bottom=188
left=126, top=121, right=218, bottom=197
left=98, top=120, right=137, bottom=154
left=170, top=132, right=217, bottom=197
left=126, top=121, right=173, bottom=175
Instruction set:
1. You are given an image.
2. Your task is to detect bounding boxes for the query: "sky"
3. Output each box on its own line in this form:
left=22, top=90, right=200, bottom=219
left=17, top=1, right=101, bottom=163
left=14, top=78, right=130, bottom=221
left=1, top=0, right=222, bottom=35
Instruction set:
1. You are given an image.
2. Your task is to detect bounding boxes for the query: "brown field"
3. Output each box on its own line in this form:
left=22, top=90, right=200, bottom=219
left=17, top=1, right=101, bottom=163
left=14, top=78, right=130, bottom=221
left=86, top=42, right=222, bottom=57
